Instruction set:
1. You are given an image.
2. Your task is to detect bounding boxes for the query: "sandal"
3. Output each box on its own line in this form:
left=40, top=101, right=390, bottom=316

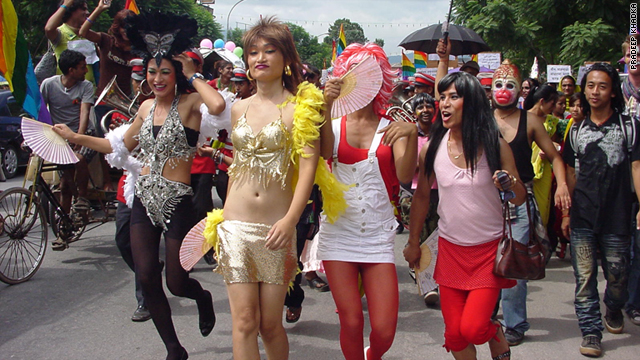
left=51, top=236, right=68, bottom=251
left=72, top=197, right=90, bottom=211
left=307, top=276, right=330, bottom=292
left=493, top=350, right=511, bottom=360
left=285, top=306, right=302, bottom=323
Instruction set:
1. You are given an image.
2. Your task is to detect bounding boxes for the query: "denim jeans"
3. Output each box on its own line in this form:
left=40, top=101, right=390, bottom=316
left=570, top=228, right=631, bottom=337
left=626, top=227, right=640, bottom=313
left=500, top=199, right=534, bottom=334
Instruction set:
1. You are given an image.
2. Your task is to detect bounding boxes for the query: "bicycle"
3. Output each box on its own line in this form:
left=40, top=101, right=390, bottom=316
left=0, top=155, right=117, bottom=284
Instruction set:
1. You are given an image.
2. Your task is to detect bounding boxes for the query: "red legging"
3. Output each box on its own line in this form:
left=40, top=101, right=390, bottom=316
left=439, top=285, right=501, bottom=352
left=324, top=261, right=399, bottom=360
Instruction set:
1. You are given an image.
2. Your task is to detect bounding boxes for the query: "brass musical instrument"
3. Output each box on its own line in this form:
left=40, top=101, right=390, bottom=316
left=96, top=76, right=142, bottom=134
left=386, top=83, right=416, bottom=123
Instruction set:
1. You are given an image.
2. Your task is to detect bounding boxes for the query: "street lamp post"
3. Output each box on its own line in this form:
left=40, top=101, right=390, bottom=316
left=226, top=0, right=247, bottom=41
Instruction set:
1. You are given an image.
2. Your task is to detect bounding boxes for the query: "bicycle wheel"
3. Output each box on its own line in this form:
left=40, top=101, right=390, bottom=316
left=0, top=188, right=48, bottom=284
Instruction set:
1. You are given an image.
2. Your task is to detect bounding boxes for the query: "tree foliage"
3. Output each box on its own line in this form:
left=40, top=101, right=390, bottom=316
left=323, top=18, right=368, bottom=46
left=452, top=0, right=629, bottom=78
left=227, top=28, right=245, bottom=48
left=285, top=23, right=332, bottom=69
left=14, top=0, right=222, bottom=59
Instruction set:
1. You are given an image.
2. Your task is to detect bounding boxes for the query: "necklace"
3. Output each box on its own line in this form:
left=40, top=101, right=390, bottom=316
left=499, top=108, right=518, bottom=120
left=447, top=139, right=463, bottom=159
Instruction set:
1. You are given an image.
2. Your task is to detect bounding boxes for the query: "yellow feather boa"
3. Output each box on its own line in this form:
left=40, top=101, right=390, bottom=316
left=203, top=82, right=348, bottom=258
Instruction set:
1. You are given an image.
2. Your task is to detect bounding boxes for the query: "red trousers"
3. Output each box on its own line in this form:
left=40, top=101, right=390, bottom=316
left=439, top=285, right=501, bottom=352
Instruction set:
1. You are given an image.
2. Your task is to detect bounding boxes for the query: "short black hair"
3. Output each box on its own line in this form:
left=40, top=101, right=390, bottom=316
left=411, top=93, right=435, bottom=112
left=579, top=63, right=624, bottom=114
left=60, top=0, right=87, bottom=23
left=524, top=84, right=558, bottom=110
left=58, top=49, right=86, bottom=75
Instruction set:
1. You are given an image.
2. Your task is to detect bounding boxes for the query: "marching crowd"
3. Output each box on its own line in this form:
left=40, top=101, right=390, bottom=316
left=25, top=1, right=640, bottom=359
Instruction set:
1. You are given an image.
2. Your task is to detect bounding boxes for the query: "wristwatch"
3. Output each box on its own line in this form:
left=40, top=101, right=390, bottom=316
left=188, top=73, right=205, bottom=85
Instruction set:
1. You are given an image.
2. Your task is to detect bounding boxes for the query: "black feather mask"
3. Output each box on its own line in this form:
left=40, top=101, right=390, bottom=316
left=126, top=12, right=198, bottom=66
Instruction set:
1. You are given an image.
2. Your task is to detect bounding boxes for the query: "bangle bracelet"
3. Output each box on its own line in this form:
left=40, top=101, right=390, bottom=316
left=562, top=214, right=570, bottom=218
left=60, top=4, right=68, bottom=10
left=85, top=17, right=94, bottom=24
left=188, top=73, right=204, bottom=86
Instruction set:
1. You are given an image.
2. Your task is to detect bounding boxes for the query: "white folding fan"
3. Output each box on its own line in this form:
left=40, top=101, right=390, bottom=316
left=331, top=56, right=383, bottom=119
left=180, top=218, right=212, bottom=271
left=21, top=118, right=78, bottom=164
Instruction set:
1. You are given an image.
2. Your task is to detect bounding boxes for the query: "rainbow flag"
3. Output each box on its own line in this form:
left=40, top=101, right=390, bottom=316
left=414, top=51, right=427, bottom=68
left=337, top=23, right=347, bottom=57
left=402, top=52, right=415, bottom=80
left=331, top=39, right=337, bottom=64
left=1, top=0, right=51, bottom=123
left=125, top=0, right=140, bottom=14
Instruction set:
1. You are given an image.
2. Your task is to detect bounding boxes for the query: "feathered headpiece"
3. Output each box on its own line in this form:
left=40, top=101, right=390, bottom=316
left=126, top=12, right=198, bottom=66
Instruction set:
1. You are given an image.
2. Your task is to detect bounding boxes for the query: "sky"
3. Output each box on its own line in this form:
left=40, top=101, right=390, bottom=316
left=205, top=0, right=453, bottom=58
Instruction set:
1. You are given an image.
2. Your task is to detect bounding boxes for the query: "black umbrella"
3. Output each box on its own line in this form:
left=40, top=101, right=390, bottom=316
left=399, top=23, right=490, bottom=56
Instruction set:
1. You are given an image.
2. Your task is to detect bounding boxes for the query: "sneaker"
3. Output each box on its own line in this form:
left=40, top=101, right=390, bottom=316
left=504, top=328, right=524, bottom=346
left=131, top=305, right=151, bottom=322
left=579, top=335, right=602, bottom=357
left=424, top=288, right=439, bottom=306
left=627, top=309, right=640, bottom=326
left=604, top=308, right=624, bottom=334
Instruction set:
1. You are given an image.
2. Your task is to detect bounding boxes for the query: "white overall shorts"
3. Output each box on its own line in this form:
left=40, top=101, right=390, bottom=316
left=317, top=118, right=397, bottom=263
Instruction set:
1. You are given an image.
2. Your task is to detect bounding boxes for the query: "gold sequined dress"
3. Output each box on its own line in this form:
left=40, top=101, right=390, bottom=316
left=216, top=100, right=297, bottom=285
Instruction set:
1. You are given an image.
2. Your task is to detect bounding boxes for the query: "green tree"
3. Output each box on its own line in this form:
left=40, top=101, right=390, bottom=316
left=323, top=19, right=368, bottom=47
left=374, top=38, right=385, bottom=48
left=452, top=0, right=628, bottom=78
left=14, top=0, right=223, bottom=59
left=285, top=23, right=332, bottom=69
left=227, top=28, right=245, bottom=48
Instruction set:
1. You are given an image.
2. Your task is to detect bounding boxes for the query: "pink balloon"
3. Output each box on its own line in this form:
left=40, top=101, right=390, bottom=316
left=224, top=41, right=236, bottom=51
left=200, top=39, right=213, bottom=49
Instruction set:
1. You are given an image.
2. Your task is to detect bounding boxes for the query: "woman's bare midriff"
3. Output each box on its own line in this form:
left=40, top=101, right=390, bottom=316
left=139, top=157, right=193, bottom=185
left=223, top=173, right=294, bottom=225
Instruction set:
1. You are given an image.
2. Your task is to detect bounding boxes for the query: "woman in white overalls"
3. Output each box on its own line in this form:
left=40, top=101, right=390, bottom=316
left=318, top=43, right=418, bottom=360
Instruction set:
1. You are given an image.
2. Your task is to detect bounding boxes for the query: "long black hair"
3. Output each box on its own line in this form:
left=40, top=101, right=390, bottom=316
left=425, top=72, right=501, bottom=177
left=523, top=84, right=558, bottom=110
left=579, top=62, right=625, bottom=115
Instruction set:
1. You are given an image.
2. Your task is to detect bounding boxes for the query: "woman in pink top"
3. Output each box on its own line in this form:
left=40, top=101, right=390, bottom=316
left=404, top=72, right=526, bottom=360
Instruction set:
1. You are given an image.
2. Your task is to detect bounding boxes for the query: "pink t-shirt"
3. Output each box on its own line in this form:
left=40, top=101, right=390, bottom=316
left=434, top=132, right=503, bottom=246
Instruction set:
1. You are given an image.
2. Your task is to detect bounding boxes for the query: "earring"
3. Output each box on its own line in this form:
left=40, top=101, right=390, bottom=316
left=246, top=69, right=254, bottom=81
left=284, top=65, right=292, bottom=76
left=175, top=84, right=178, bottom=96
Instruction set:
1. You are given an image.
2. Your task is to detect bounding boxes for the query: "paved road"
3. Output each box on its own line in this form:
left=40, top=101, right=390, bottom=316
left=1, top=171, right=639, bottom=359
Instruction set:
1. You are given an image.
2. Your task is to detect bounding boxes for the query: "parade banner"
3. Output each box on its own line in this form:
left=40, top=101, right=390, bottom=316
left=547, top=65, right=572, bottom=83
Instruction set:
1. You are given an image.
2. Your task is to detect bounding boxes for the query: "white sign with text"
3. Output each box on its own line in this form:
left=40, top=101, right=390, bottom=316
left=547, top=65, right=572, bottom=83
left=477, top=53, right=501, bottom=70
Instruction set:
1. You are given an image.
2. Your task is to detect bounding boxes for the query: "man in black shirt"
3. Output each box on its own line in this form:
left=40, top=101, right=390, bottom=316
left=562, top=63, right=640, bottom=357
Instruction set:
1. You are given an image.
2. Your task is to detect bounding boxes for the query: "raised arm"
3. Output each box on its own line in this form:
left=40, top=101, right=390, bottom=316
left=174, top=53, right=226, bottom=116
left=320, top=78, right=341, bottom=160
left=79, top=0, right=109, bottom=43
left=45, top=0, right=75, bottom=41
left=434, top=38, right=451, bottom=99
